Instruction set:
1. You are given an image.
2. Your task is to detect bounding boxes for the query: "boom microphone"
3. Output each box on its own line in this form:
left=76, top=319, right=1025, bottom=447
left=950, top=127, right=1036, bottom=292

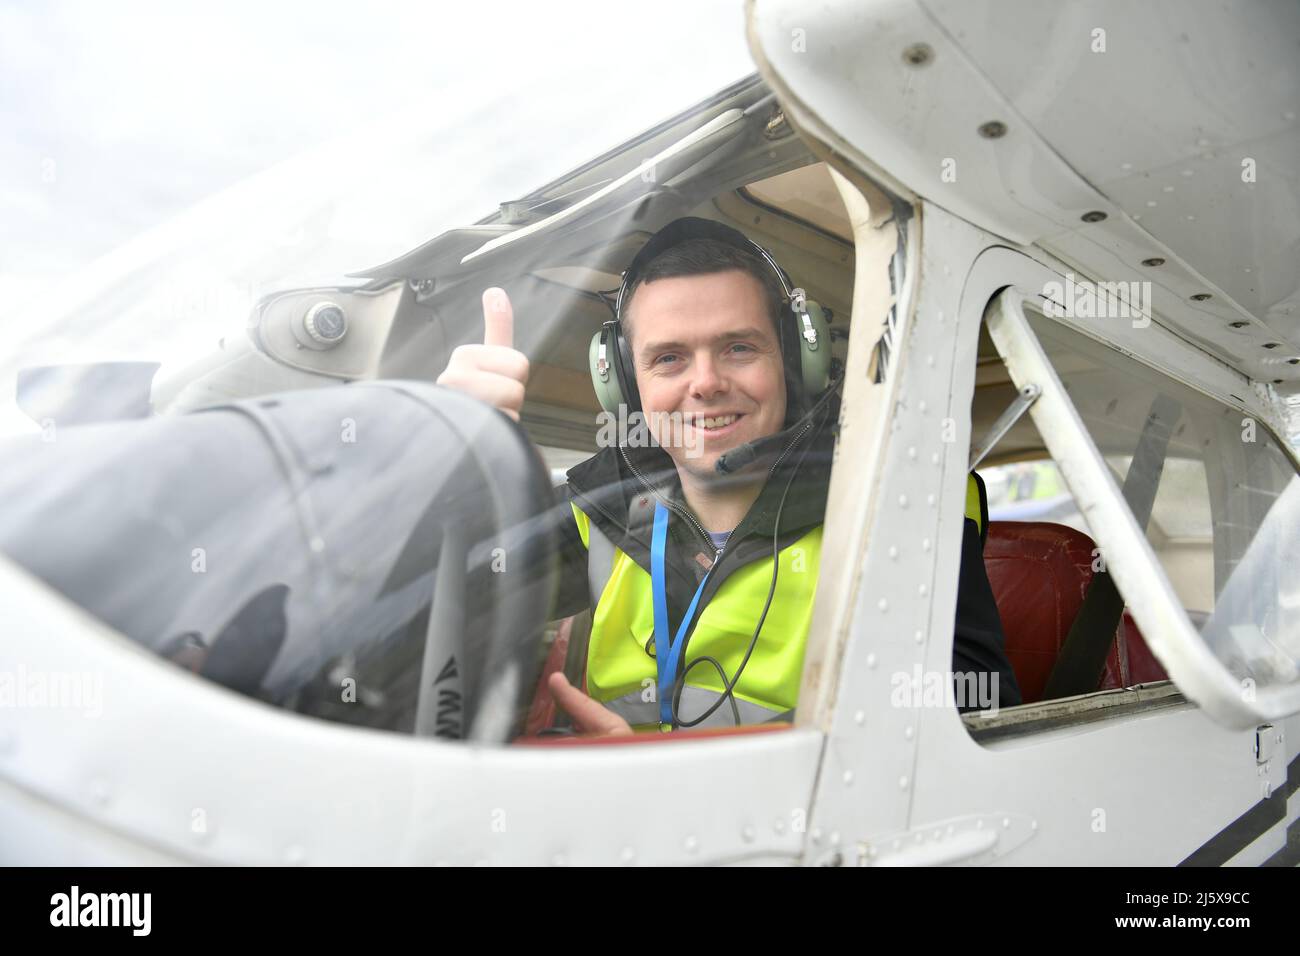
left=714, top=376, right=843, bottom=475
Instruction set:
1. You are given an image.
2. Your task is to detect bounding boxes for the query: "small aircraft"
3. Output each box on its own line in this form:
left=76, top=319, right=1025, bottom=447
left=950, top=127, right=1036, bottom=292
left=0, top=0, right=1297, bottom=866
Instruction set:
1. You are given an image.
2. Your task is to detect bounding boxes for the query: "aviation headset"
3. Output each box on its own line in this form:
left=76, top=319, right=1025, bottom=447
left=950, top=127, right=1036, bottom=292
left=587, top=217, right=833, bottom=418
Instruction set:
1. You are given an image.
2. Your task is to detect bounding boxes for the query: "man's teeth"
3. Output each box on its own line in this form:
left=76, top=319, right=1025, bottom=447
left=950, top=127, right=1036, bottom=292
left=695, top=414, right=738, bottom=429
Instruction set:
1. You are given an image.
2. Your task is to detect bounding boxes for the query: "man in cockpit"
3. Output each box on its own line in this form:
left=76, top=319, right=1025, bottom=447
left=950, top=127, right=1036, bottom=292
left=437, top=218, right=1020, bottom=735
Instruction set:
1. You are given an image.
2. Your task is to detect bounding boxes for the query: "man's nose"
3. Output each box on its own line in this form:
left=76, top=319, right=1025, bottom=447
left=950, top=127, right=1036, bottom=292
left=688, top=352, right=728, bottom=399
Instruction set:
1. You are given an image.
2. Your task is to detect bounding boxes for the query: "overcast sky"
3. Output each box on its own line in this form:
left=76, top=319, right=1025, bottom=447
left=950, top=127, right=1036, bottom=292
left=0, top=1, right=755, bottom=283
left=0, top=1, right=757, bottom=430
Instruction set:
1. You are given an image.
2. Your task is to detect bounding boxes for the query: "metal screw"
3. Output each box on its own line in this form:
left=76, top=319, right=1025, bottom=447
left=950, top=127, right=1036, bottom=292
left=1190, top=293, right=1212, bottom=301
left=902, top=43, right=934, bottom=67
left=763, top=109, right=790, bottom=141
left=978, top=120, right=1007, bottom=139
left=1140, top=257, right=1165, bottom=267
left=1081, top=210, right=1108, bottom=223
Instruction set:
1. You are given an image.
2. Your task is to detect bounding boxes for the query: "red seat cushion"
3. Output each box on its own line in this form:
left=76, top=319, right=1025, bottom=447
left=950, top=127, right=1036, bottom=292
left=523, top=616, right=572, bottom=737
left=1105, top=610, right=1170, bottom=689
left=984, top=521, right=1167, bottom=703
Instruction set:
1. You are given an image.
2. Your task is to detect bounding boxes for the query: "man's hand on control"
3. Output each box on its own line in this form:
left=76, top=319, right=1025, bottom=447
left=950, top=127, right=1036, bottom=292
left=436, top=287, right=530, bottom=421
left=547, top=672, right=634, bottom=737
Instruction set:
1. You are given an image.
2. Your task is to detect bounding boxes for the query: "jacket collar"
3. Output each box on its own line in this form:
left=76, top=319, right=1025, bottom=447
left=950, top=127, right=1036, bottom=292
left=566, top=405, right=837, bottom=571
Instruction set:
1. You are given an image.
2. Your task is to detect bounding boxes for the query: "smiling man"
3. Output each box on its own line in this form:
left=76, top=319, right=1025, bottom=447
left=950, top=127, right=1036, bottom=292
left=624, top=244, right=789, bottom=537
left=438, top=218, right=1020, bottom=735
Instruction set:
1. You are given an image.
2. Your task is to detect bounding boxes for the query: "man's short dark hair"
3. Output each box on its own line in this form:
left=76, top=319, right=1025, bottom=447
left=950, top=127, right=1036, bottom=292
left=622, top=237, right=785, bottom=346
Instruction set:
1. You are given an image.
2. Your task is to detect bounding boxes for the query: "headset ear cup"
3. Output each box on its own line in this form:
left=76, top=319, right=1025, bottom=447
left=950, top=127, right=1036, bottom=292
left=798, top=300, right=833, bottom=401
left=614, top=326, right=641, bottom=412
left=588, top=328, right=625, bottom=415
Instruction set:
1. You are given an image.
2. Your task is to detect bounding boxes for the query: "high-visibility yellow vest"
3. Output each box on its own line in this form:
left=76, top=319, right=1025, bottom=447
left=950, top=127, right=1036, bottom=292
left=569, top=475, right=986, bottom=731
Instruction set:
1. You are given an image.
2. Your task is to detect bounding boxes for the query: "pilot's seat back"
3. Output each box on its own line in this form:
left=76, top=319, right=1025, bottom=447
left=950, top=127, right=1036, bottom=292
left=982, top=521, right=1168, bottom=703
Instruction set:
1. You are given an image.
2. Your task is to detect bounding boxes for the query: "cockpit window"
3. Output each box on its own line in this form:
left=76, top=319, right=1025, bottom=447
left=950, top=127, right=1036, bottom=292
left=1024, top=307, right=1297, bottom=615
left=1020, top=303, right=1300, bottom=706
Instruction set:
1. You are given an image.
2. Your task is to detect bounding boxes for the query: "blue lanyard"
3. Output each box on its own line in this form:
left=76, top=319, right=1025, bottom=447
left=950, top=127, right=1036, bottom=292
left=650, top=501, right=714, bottom=727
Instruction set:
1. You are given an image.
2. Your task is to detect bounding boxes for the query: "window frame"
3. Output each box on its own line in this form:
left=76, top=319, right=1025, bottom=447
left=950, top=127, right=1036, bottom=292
left=983, top=286, right=1300, bottom=728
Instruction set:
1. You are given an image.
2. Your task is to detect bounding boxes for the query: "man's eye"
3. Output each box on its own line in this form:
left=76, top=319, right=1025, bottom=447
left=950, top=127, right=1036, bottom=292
left=653, top=354, right=679, bottom=366
left=728, top=343, right=754, bottom=354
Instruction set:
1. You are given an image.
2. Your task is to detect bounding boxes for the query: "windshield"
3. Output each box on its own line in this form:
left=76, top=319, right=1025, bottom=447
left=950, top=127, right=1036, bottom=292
left=0, top=2, right=762, bottom=741
left=0, top=1, right=755, bottom=437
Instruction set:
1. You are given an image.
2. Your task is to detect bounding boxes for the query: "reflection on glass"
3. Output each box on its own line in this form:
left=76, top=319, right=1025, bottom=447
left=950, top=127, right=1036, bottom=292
left=1025, top=307, right=1300, bottom=692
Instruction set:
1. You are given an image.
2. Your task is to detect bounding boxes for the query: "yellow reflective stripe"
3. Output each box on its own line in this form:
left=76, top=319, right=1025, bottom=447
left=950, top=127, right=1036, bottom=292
left=965, top=473, right=982, bottom=533
left=570, top=501, right=590, bottom=549
left=586, top=526, right=822, bottom=717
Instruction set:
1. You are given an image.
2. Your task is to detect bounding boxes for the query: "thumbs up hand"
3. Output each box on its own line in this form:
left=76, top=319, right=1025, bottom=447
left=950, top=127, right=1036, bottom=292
left=436, top=287, right=531, bottom=421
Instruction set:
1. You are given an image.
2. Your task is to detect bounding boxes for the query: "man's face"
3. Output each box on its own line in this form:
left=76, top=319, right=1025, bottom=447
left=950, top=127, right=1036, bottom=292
left=626, top=269, right=787, bottom=481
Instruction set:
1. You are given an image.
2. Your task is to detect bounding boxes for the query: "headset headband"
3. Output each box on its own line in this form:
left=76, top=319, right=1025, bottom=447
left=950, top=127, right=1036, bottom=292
left=613, top=218, right=799, bottom=323
left=590, top=216, right=831, bottom=418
